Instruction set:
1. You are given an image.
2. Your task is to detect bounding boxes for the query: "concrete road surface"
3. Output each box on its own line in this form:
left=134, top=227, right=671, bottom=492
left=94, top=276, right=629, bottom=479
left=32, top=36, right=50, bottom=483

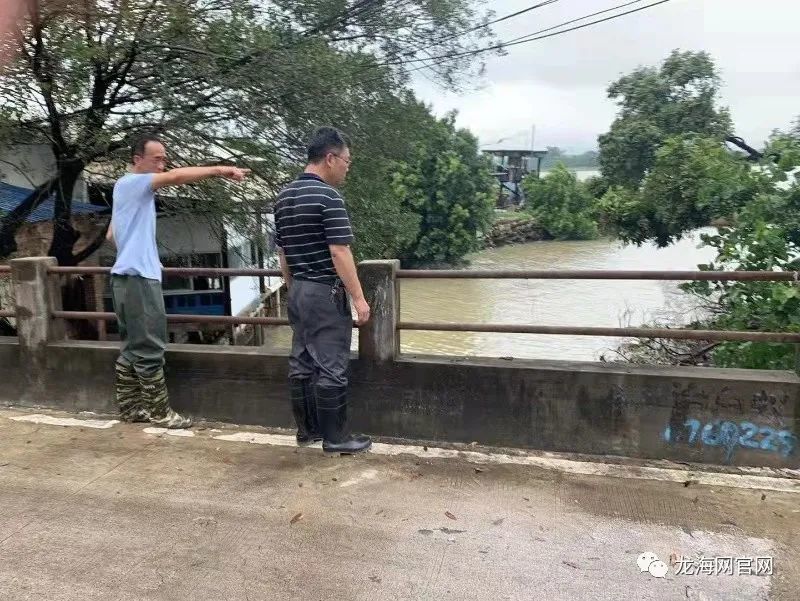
left=0, top=407, right=798, bottom=601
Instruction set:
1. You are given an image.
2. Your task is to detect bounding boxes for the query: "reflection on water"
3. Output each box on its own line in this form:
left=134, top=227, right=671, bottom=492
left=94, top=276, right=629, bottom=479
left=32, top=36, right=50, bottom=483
left=400, top=230, right=717, bottom=361
left=262, top=230, right=717, bottom=361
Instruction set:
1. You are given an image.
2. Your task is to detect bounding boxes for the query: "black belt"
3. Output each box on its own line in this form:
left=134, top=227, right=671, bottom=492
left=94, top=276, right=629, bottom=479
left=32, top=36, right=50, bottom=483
left=294, top=276, right=341, bottom=288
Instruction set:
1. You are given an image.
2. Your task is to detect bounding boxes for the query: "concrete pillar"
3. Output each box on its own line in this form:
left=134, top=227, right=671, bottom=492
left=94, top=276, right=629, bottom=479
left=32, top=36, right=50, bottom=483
left=11, top=257, right=65, bottom=353
left=358, top=260, right=400, bottom=363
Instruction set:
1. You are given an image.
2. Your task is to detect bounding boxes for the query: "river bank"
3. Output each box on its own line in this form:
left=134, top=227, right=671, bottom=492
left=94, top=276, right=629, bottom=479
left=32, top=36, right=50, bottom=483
left=485, top=214, right=550, bottom=247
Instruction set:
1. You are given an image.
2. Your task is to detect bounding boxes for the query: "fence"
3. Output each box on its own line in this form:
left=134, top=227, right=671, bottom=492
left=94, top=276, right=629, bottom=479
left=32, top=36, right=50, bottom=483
left=397, top=269, right=800, bottom=344
left=3, top=259, right=800, bottom=359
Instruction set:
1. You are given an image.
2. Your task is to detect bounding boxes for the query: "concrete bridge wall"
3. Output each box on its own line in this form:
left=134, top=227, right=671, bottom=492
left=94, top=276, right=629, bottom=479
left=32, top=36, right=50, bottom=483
left=0, top=257, right=797, bottom=468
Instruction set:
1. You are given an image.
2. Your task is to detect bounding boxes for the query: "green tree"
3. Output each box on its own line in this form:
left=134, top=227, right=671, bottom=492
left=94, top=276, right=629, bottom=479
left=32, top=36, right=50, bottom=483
left=611, top=124, right=800, bottom=370
left=521, top=163, right=598, bottom=240
left=342, top=92, right=434, bottom=260
left=595, top=49, right=800, bottom=370
left=390, top=114, right=495, bottom=266
left=678, top=128, right=800, bottom=369
left=0, top=0, right=497, bottom=264
left=598, top=135, right=760, bottom=246
left=584, top=174, right=610, bottom=200
left=598, top=50, right=732, bottom=188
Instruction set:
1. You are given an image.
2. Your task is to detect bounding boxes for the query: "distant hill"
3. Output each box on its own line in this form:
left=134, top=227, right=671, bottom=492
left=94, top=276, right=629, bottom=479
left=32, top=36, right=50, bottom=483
left=540, top=147, right=599, bottom=171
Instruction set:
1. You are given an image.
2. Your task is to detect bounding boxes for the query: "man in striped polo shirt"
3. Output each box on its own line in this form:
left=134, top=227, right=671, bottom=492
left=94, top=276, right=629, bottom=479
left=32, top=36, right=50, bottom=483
left=275, top=127, right=372, bottom=454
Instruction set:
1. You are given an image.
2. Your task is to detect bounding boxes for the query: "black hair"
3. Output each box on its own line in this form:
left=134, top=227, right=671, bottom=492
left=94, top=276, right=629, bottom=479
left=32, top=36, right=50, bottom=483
left=306, top=126, right=350, bottom=163
left=131, top=134, right=163, bottom=160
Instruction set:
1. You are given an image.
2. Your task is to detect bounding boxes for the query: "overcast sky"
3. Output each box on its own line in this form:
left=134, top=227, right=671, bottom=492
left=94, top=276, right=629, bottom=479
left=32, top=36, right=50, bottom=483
left=412, top=0, right=799, bottom=153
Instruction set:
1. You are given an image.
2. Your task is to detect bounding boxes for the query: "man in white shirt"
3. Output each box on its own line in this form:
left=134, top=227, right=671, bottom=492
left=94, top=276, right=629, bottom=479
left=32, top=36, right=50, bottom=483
left=110, top=134, right=248, bottom=428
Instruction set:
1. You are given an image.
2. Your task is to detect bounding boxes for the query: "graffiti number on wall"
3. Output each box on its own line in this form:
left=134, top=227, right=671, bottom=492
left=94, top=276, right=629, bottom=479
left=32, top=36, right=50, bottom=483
left=663, top=419, right=797, bottom=462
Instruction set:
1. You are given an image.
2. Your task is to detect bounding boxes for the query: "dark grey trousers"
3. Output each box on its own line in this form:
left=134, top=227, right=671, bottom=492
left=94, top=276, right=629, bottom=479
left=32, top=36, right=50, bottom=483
left=287, top=278, right=352, bottom=387
left=111, top=275, right=167, bottom=377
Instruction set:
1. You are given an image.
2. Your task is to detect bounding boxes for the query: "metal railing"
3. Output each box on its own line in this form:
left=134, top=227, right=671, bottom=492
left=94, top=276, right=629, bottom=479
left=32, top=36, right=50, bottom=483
left=394, top=268, right=800, bottom=343
left=395, top=322, right=800, bottom=343
left=0, top=264, right=799, bottom=344
left=0, top=266, right=285, bottom=325
left=47, top=266, right=282, bottom=277
left=51, top=266, right=287, bottom=327
left=395, top=269, right=800, bottom=281
left=52, top=311, right=290, bottom=326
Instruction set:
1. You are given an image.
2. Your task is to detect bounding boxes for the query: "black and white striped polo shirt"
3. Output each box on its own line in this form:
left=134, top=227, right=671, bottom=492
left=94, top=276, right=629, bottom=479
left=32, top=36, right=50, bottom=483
left=274, top=173, right=354, bottom=284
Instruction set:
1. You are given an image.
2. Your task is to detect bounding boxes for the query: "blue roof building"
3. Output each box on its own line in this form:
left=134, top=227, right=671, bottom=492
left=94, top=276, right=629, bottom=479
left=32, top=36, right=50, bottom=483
left=0, top=181, right=110, bottom=222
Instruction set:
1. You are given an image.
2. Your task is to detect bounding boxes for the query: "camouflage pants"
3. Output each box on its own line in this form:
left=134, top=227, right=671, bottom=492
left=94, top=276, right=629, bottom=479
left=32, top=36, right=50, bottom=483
left=111, top=275, right=171, bottom=420
left=114, top=362, right=170, bottom=420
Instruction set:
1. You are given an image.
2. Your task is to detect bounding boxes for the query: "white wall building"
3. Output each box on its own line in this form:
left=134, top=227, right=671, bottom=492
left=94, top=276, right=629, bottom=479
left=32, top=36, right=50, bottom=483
left=1, top=143, right=281, bottom=342
left=0, top=143, right=88, bottom=200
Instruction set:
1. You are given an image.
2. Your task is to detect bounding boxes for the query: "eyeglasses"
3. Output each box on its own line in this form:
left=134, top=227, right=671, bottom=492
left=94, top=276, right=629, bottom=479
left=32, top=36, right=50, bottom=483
left=330, top=153, right=352, bottom=166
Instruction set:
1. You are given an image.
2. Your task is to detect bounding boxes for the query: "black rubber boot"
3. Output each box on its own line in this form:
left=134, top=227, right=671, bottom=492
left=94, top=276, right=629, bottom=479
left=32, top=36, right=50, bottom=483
left=316, top=385, right=371, bottom=454
left=290, top=378, right=321, bottom=445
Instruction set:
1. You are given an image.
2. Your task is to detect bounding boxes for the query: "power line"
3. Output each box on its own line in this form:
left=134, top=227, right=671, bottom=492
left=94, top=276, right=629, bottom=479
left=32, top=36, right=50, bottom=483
left=500, top=0, right=669, bottom=49
left=359, top=0, right=670, bottom=83
left=382, top=0, right=655, bottom=68
left=350, top=0, right=563, bottom=78
left=433, top=0, right=561, bottom=46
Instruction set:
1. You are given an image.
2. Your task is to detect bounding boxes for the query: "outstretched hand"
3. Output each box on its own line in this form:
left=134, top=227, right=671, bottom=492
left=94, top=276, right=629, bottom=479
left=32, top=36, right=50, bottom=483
left=221, top=167, right=251, bottom=182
